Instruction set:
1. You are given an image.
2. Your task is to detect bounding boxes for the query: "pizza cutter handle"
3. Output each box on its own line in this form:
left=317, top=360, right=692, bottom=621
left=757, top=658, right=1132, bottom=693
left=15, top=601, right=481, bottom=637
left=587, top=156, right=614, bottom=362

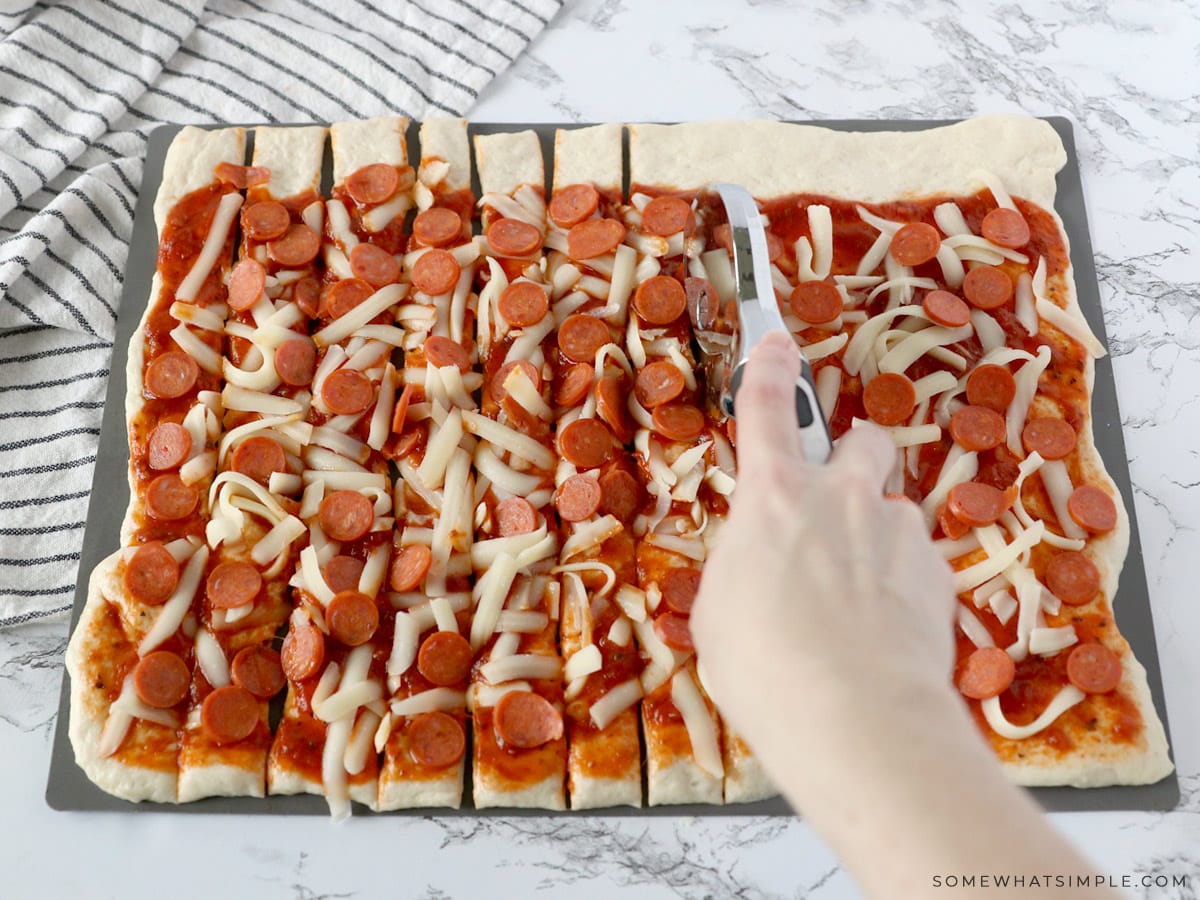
left=724, top=361, right=833, bottom=464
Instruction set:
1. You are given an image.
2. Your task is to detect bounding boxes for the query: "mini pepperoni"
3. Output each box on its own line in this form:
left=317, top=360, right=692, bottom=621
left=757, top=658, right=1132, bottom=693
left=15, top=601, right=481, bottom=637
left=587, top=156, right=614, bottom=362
left=1067, top=485, right=1118, bottom=534
left=133, top=651, right=190, bottom=709
left=965, top=364, right=1017, bottom=414
left=201, top=685, right=259, bottom=745
left=230, top=435, right=287, bottom=484
left=947, top=481, right=1010, bottom=528
left=349, top=242, right=400, bottom=288
left=496, top=496, right=538, bottom=536
left=267, top=224, right=320, bottom=267
left=147, top=421, right=192, bottom=471
left=497, top=281, right=550, bottom=329
left=124, top=542, right=180, bottom=605
left=599, top=468, right=641, bottom=522
left=492, top=360, right=541, bottom=402
left=146, top=350, right=199, bottom=400
left=319, top=490, right=375, bottom=543
left=922, top=289, right=971, bottom=327
left=327, top=590, right=379, bottom=647
left=556, top=473, right=602, bottom=522
left=950, top=405, right=1007, bottom=451
left=567, top=217, right=625, bottom=260
left=320, top=368, right=374, bottom=418
left=411, top=248, right=461, bottom=296
left=889, top=222, right=941, bottom=267
left=227, top=258, right=267, bottom=311
left=554, top=363, right=594, bottom=407
left=390, top=429, right=420, bottom=460
left=230, top=645, right=285, bottom=699
left=549, top=183, right=600, bottom=229
left=981, top=207, right=1031, bottom=250
left=487, top=218, right=543, bottom=258
left=146, top=473, right=199, bottom=521
left=241, top=200, right=290, bottom=242
left=215, top=162, right=269, bottom=189
left=1067, top=642, right=1122, bottom=694
left=595, top=375, right=632, bottom=442
left=789, top=281, right=842, bottom=325
left=558, top=417, right=613, bottom=469
left=417, top=631, right=473, bottom=687
left=685, top=276, right=719, bottom=330
left=275, top=337, right=316, bottom=387
left=633, top=276, right=687, bottom=325
left=281, top=623, right=325, bottom=682
left=412, top=207, right=463, bottom=247
left=323, top=554, right=365, bottom=594
left=407, top=710, right=466, bottom=768
left=206, top=560, right=262, bottom=610
left=391, top=382, right=415, bottom=434
left=294, top=276, right=322, bottom=318
left=653, top=612, right=694, bottom=651
left=492, top=690, right=563, bottom=749
left=641, top=195, right=693, bottom=237
left=937, top=502, right=972, bottom=540
left=389, top=544, right=433, bottom=592
left=557, top=314, right=611, bottom=363
left=957, top=647, right=1016, bottom=700
left=424, top=334, right=471, bottom=372
left=1045, top=551, right=1101, bottom=606
left=652, top=404, right=705, bottom=442
left=662, top=567, right=701, bottom=615
left=324, top=278, right=374, bottom=320
left=1021, top=418, right=1077, bottom=461
left=345, top=163, right=400, bottom=206
left=962, top=265, right=1013, bottom=310
left=863, top=372, right=917, bottom=426
left=634, top=360, right=685, bottom=409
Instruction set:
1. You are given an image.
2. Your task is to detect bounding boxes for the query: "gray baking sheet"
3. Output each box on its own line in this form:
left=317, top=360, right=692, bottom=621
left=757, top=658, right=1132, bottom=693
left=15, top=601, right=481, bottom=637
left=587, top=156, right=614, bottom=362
left=46, top=118, right=1178, bottom=815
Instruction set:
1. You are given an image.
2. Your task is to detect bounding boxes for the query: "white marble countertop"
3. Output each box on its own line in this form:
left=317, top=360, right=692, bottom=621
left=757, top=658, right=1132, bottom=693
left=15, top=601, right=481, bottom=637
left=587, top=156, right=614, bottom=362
left=4, top=1, right=1199, bottom=897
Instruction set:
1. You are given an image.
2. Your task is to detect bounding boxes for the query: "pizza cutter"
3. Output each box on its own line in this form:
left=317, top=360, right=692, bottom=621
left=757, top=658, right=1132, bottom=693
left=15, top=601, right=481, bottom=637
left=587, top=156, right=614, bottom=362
left=691, top=183, right=833, bottom=463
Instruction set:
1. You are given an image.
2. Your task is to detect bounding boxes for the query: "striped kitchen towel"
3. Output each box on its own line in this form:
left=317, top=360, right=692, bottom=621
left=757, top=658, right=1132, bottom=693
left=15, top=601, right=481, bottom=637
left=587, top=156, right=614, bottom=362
left=0, top=0, right=562, bottom=627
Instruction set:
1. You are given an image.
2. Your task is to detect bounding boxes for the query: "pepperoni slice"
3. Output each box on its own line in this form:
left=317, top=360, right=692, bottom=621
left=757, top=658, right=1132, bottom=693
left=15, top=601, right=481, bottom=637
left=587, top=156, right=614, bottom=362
left=634, top=360, right=685, bottom=408
left=789, top=281, right=842, bottom=325
left=957, top=647, right=1016, bottom=700
left=412, top=207, right=463, bottom=248
left=275, top=337, right=316, bottom=387
left=653, top=612, right=694, bottom=651
left=230, top=435, right=287, bottom=484
left=558, top=417, right=613, bottom=469
left=566, top=217, right=625, bottom=260
left=936, top=502, right=972, bottom=540
left=390, top=429, right=420, bottom=460
left=281, top=623, right=325, bottom=682
left=1067, top=485, right=1118, bottom=534
left=557, top=314, right=611, bottom=363
left=230, top=645, right=285, bottom=699
left=227, top=258, right=267, bottom=311
left=947, top=481, right=1010, bottom=528
left=633, top=276, right=687, bottom=325
left=133, top=651, right=191, bottom=709
left=492, top=690, right=563, bottom=749
left=215, top=162, right=269, bottom=189
left=206, top=560, right=262, bottom=610
left=319, top=490, right=375, bottom=542
left=652, top=404, right=705, bottom=442
left=323, top=554, right=365, bottom=594
left=889, top=222, right=941, bottom=267
left=863, top=373, right=917, bottom=427
left=662, top=567, right=701, bottom=615
left=201, top=685, right=259, bottom=745
left=496, top=496, right=538, bottom=536
left=424, top=334, right=471, bottom=372
left=325, top=278, right=373, bottom=320
left=267, top=224, right=321, bottom=267
left=1021, top=417, right=1076, bottom=461
left=595, top=375, right=632, bottom=442
left=1067, top=643, right=1122, bottom=694
left=713, top=223, right=784, bottom=262
left=241, top=200, right=290, bottom=243
left=555, top=473, right=602, bottom=522
left=147, top=422, right=192, bottom=471
left=922, top=289, right=971, bottom=327
left=549, top=183, right=600, bottom=229
left=327, top=590, right=379, bottom=646
left=407, top=710, right=466, bottom=768
left=345, top=163, right=400, bottom=206
left=1045, top=551, right=1101, bottom=606
left=417, top=631, right=473, bottom=687
left=949, top=405, right=1006, bottom=451
left=497, top=281, right=550, bottom=328
left=146, top=350, right=199, bottom=400
left=685, top=276, right=719, bottom=330
left=491, top=360, right=540, bottom=403
left=411, top=248, right=461, bottom=296
left=599, top=468, right=641, bottom=522
left=146, top=473, right=199, bottom=521
left=294, top=276, right=322, bottom=318
left=349, top=242, right=400, bottom=288
left=487, top=218, right=543, bottom=258
left=389, top=544, right=433, bottom=593
left=554, top=363, right=594, bottom=407
left=124, top=542, right=180, bottom=606
left=391, top=382, right=415, bottom=434
left=322, top=368, right=374, bottom=416
left=981, top=207, right=1030, bottom=249
left=962, top=265, right=1013, bottom=310
left=965, top=364, right=1016, bottom=413
left=641, top=195, right=693, bottom=237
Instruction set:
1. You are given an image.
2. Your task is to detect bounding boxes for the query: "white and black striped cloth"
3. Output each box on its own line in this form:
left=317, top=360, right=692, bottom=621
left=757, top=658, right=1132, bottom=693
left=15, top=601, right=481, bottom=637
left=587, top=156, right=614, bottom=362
left=0, top=0, right=561, bottom=628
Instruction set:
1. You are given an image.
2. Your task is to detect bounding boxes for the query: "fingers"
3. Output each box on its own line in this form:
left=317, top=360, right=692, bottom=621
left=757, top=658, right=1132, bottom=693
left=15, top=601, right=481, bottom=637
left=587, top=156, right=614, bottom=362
left=828, top=422, right=896, bottom=492
left=733, top=331, right=805, bottom=472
